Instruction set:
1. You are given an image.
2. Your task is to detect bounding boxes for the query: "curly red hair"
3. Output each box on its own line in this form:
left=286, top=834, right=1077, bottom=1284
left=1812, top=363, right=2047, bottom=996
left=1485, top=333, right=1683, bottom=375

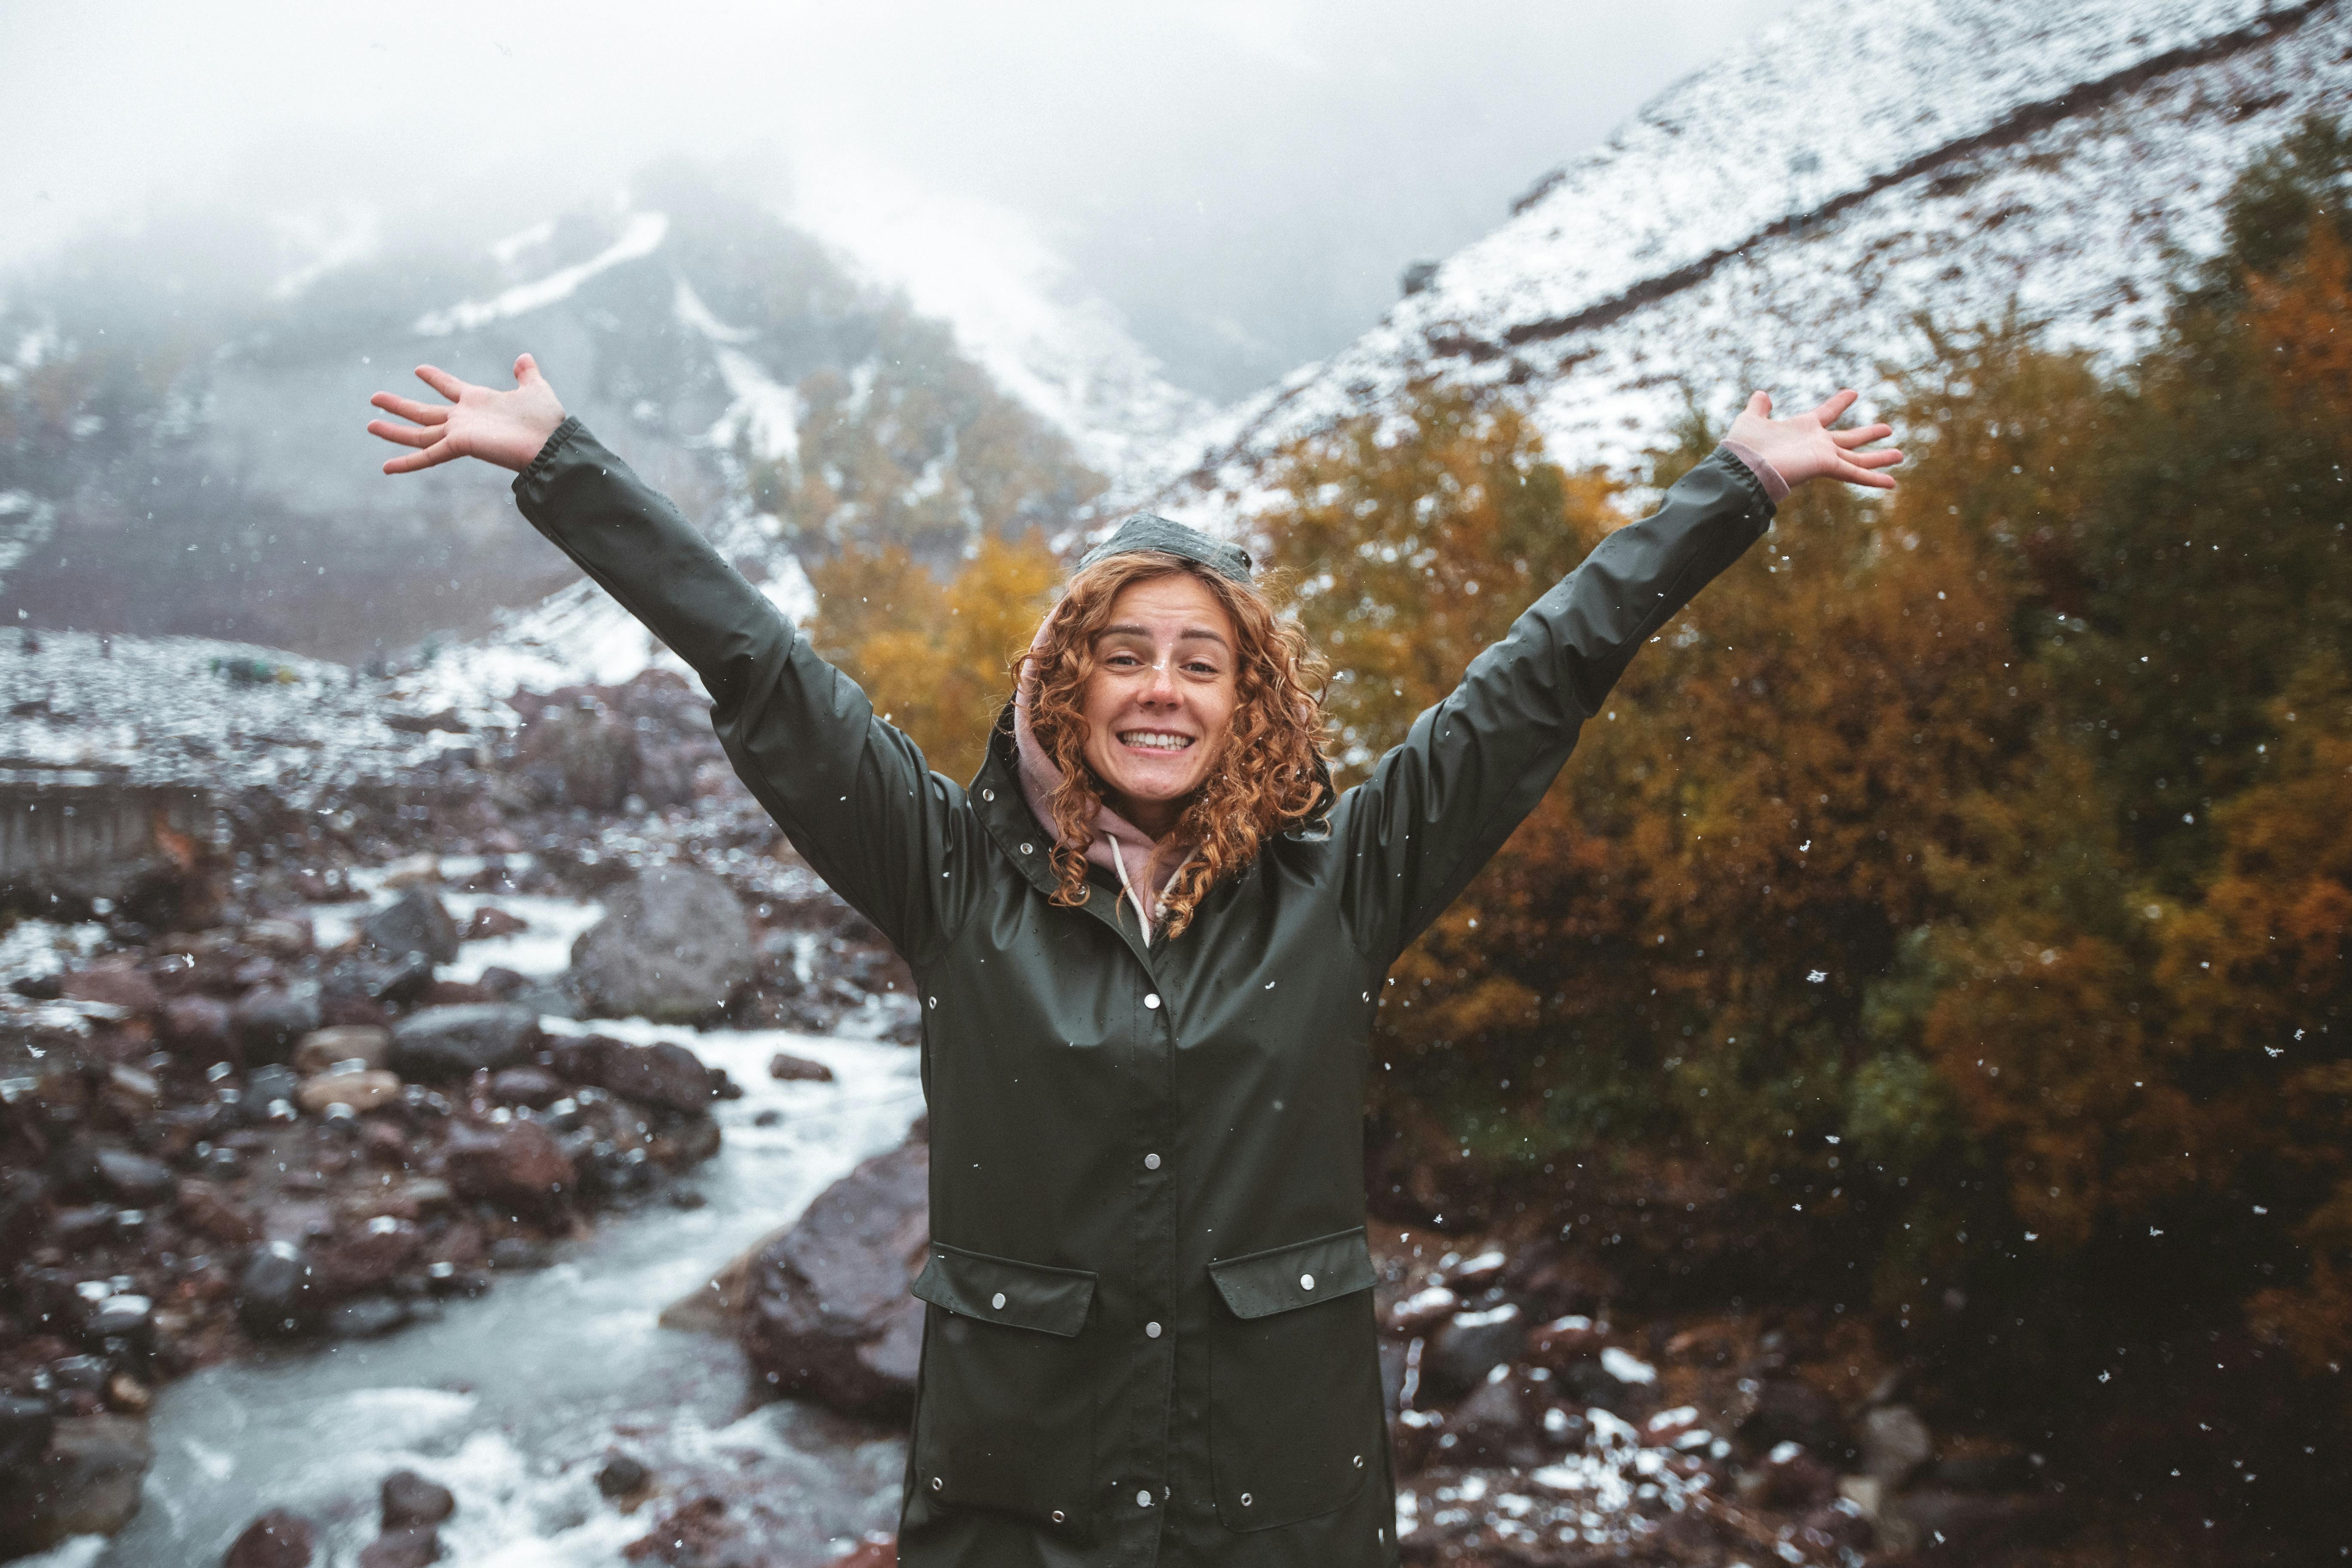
left=1019, top=551, right=1333, bottom=938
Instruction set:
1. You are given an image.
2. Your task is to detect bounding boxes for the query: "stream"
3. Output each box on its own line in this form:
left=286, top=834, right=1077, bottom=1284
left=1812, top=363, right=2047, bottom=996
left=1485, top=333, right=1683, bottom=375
left=23, top=872, right=927, bottom=1568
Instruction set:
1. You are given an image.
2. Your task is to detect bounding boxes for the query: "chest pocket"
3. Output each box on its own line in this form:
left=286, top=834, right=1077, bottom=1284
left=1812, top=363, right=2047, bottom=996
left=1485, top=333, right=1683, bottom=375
left=1204, top=1225, right=1384, bottom=1531
left=910, top=1243, right=1100, bottom=1537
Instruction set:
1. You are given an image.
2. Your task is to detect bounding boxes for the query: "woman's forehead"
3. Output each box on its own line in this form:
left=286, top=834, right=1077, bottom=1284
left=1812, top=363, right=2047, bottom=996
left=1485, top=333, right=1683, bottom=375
left=1097, top=575, right=1235, bottom=641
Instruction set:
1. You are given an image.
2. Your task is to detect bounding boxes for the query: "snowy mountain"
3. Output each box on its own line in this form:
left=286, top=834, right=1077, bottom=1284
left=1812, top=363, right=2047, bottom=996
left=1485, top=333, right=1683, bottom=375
left=0, top=164, right=1194, bottom=670
left=1124, top=0, right=2351, bottom=519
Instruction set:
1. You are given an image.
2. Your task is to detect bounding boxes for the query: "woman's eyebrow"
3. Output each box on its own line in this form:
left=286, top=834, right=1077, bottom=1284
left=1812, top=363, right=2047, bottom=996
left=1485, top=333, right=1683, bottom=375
left=1094, top=622, right=1231, bottom=649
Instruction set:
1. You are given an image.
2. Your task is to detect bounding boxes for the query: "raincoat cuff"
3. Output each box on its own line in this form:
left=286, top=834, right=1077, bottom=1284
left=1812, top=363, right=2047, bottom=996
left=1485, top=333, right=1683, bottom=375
left=511, top=415, right=587, bottom=501
left=1715, top=439, right=1788, bottom=506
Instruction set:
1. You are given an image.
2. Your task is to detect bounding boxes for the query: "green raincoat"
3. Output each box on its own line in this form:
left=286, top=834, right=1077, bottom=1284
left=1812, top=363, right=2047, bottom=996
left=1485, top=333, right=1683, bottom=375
left=511, top=418, right=1776, bottom=1566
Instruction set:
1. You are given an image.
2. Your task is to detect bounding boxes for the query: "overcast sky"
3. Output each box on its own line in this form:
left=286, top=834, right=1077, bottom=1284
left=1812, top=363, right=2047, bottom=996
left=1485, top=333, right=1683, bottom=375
left=0, top=0, right=1792, bottom=398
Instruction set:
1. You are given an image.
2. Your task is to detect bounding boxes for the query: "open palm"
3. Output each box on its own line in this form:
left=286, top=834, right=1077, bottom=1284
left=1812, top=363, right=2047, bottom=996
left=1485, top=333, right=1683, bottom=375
left=1727, top=388, right=1903, bottom=491
left=366, top=354, right=567, bottom=475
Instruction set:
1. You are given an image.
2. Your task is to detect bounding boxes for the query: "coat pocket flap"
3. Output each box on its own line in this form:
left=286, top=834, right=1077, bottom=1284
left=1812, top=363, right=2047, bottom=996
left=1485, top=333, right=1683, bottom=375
left=1207, top=1225, right=1378, bottom=1319
left=911, top=1242, right=1098, bottom=1337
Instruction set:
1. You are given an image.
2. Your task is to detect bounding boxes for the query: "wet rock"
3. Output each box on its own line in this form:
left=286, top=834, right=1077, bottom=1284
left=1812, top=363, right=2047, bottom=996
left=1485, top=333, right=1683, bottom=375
left=549, top=1034, right=717, bottom=1115
left=742, top=1140, right=931, bottom=1415
left=1447, top=1370, right=1540, bottom=1465
left=363, top=888, right=461, bottom=966
left=0, top=1414, right=155, bottom=1559
left=382, top=1469, right=456, bottom=1530
left=828, top=1537, right=897, bottom=1568
left=235, top=983, right=323, bottom=1066
left=90, top=1146, right=177, bottom=1206
left=596, top=1451, right=652, bottom=1500
left=1740, top=1377, right=1850, bottom=1459
left=163, top=994, right=237, bottom=1062
left=389, top=1005, right=541, bottom=1080
left=326, top=1297, right=412, bottom=1338
left=1859, top=1403, right=1934, bottom=1488
left=516, top=705, right=637, bottom=813
left=488, top=1066, right=567, bottom=1108
left=357, top=1525, right=441, bottom=1568
left=1, top=1170, right=54, bottom=1268
left=61, top=958, right=161, bottom=1016
left=296, top=1069, right=402, bottom=1115
left=293, top=1024, right=393, bottom=1076
left=243, top=916, right=315, bottom=956
left=766, top=1050, right=835, bottom=1083
left=312, top=1218, right=425, bottom=1298
left=463, top=905, right=529, bottom=942
left=1422, top=1302, right=1525, bottom=1401
left=243, top=1063, right=301, bottom=1118
left=323, top=953, right=435, bottom=1017
left=1744, top=1443, right=1841, bottom=1509
left=487, top=1236, right=549, bottom=1271
left=236, top=1241, right=323, bottom=1338
left=224, top=1507, right=315, bottom=1568
left=1526, top=1311, right=1606, bottom=1368
left=0, top=1394, right=54, bottom=1473
left=1881, top=1487, right=2064, bottom=1556
left=568, top=865, right=754, bottom=1023
left=444, top=1119, right=576, bottom=1209
left=98, top=1064, right=162, bottom=1123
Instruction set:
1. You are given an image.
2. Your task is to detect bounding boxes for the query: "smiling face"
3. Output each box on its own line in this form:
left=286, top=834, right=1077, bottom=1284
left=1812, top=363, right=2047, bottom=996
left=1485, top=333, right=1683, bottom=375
left=1077, top=572, right=1240, bottom=838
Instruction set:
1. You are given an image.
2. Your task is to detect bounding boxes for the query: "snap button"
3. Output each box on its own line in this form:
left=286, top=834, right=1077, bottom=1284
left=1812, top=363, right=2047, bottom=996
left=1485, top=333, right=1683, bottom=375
left=1137, top=1489, right=1153, bottom=1508
left=1241, top=1492, right=1253, bottom=1507
left=931, top=1477, right=943, bottom=1491
left=1020, top=842, right=1034, bottom=854
left=1143, top=1152, right=1160, bottom=1169
left=1145, top=1321, right=1161, bottom=1338
left=982, top=788, right=994, bottom=801
left=991, top=1291, right=1007, bottom=1310
left=1300, top=1272, right=1315, bottom=1290
left=1144, top=994, right=1161, bottom=1009
left=1353, top=1454, right=1364, bottom=1467
left=1051, top=1509, right=1065, bottom=1523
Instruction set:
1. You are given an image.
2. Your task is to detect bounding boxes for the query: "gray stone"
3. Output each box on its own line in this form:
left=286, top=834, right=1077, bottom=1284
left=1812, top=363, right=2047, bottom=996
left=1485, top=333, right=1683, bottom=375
left=766, top=1051, right=836, bottom=1083
left=568, top=865, right=753, bottom=1023
left=443, top=1120, right=575, bottom=1210
left=0, top=1393, right=54, bottom=1473
left=293, top=1025, right=393, bottom=1076
left=234, top=983, right=323, bottom=1066
left=1740, top=1376, right=1850, bottom=1459
left=548, top=1034, right=716, bottom=1114
left=389, top=1005, right=541, bottom=1080
left=236, top=1242, right=322, bottom=1338
left=90, top=1147, right=175, bottom=1206
left=0, top=1414, right=154, bottom=1559
left=363, top=888, right=461, bottom=966
left=357, top=1525, right=440, bottom=1568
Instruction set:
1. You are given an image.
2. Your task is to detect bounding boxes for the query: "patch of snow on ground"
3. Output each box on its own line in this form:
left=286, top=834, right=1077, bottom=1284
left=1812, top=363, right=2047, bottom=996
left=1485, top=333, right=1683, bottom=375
left=416, top=211, right=670, bottom=337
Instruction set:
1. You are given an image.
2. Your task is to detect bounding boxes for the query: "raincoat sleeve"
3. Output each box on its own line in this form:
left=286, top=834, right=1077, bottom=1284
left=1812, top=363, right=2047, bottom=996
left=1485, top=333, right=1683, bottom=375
left=1331, top=447, right=1775, bottom=965
left=510, top=417, right=975, bottom=967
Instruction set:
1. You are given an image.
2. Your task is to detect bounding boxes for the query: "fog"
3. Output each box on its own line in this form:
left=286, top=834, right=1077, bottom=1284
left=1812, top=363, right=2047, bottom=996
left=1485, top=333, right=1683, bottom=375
left=0, top=0, right=1790, bottom=400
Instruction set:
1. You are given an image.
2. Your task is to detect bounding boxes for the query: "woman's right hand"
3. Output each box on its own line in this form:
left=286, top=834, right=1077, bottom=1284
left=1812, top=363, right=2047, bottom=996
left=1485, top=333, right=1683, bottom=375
left=367, top=353, right=567, bottom=475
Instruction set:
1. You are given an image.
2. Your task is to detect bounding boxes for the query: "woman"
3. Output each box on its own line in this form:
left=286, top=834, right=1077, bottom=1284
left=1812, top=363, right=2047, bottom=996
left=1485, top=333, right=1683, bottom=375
left=367, top=355, right=1897, bottom=1566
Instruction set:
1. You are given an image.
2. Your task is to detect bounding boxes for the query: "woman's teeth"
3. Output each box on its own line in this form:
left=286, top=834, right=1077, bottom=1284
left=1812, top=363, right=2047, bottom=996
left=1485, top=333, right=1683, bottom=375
left=1121, top=732, right=1193, bottom=752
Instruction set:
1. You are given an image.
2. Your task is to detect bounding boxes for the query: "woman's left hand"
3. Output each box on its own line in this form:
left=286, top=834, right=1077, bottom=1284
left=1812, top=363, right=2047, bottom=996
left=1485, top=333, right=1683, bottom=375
left=1727, top=388, right=1903, bottom=491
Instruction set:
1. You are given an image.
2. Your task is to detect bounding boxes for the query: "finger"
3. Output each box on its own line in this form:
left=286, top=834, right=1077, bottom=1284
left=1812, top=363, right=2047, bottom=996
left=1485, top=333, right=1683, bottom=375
left=368, top=392, right=449, bottom=426
left=1837, top=459, right=1898, bottom=490
left=1811, top=388, right=1860, bottom=426
left=514, top=352, right=541, bottom=385
left=1830, top=422, right=1892, bottom=449
left=366, top=418, right=440, bottom=449
left=1743, top=390, right=1770, bottom=420
left=382, top=440, right=458, bottom=475
left=413, top=364, right=469, bottom=401
left=1848, top=447, right=1904, bottom=469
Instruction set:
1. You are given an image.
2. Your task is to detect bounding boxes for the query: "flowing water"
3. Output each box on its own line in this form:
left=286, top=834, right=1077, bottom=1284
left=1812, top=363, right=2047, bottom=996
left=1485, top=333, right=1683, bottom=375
left=24, top=873, right=927, bottom=1568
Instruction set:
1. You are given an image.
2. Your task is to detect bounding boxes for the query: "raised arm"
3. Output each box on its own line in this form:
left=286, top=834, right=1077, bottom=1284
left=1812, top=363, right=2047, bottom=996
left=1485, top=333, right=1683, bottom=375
left=1329, top=389, right=1899, bottom=965
left=367, top=358, right=976, bottom=966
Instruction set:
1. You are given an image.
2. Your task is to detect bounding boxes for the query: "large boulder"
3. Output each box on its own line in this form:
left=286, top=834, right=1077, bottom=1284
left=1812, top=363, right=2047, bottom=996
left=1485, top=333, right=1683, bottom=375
left=741, top=1140, right=930, bottom=1415
left=0, top=1414, right=155, bottom=1559
left=389, top=1005, right=541, bottom=1081
left=362, top=888, right=461, bottom=967
left=567, top=866, right=753, bottom=1023
left=548, top=1034, right=717, bottom=1115
left=224, top=1508, right=315, bottom=1568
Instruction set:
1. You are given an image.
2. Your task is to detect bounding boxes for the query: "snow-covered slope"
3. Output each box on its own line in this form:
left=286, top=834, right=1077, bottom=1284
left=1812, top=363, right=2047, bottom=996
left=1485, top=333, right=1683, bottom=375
left=1128, top=0, right=2350, bottom=518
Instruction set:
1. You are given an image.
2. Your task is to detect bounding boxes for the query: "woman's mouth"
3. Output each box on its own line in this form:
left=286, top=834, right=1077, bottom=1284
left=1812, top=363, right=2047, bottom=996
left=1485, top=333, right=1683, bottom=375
left=1119, top=731, right=1194, bottom=753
